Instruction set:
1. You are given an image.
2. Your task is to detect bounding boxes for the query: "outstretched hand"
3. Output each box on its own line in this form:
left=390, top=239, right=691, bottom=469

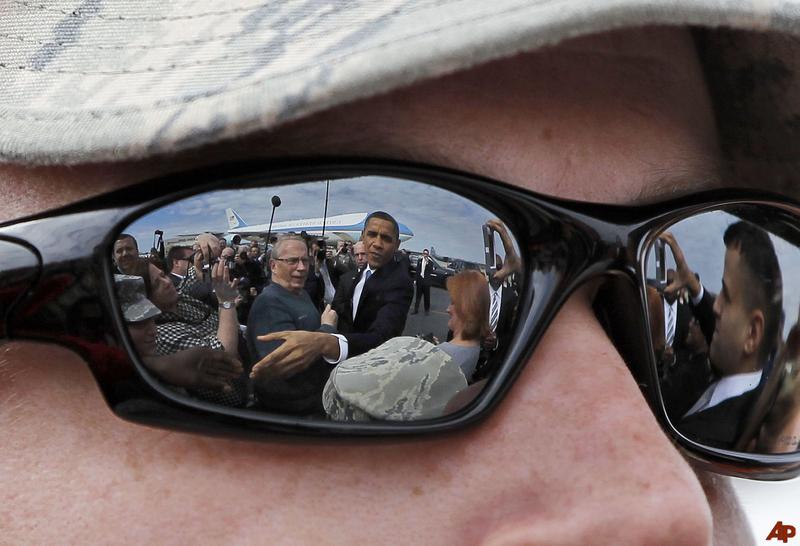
left=146, top=347, right=243, bottom=391
left=250, top=331, right=331, bottom=380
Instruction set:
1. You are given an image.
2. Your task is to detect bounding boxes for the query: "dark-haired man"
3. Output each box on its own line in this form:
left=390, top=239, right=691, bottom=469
left=661, top=222, right=783, bottom=448
left=112, top=234, right=139, bottom=274
left=412, top=248, right=433, bottom=315
left=166, top=245, right=194, bottom=288
left=330, top=211, right=414, bottom=356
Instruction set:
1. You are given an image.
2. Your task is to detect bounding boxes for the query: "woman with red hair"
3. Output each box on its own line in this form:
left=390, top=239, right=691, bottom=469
left=439, top=270, right=491, bottom=382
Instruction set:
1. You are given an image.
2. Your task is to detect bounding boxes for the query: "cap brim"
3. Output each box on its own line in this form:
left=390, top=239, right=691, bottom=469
left=2, top=1, right=797, bottom=164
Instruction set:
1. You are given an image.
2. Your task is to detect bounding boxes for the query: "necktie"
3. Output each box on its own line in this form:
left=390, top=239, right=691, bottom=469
left=665, top=304, right=675, bottom=347
left=352, top=268, right=372, bottom=321
left=490, top=290, right=500, bottom=332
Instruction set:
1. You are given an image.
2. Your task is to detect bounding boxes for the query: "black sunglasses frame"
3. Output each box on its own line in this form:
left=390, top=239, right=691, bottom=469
left=2, top=159, right=799, bottom=480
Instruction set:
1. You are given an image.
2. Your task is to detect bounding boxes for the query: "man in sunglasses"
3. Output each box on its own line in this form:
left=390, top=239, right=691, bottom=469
left=3, top=2, right=799, bottom=545
left=166, top=245, right=194, bottom=288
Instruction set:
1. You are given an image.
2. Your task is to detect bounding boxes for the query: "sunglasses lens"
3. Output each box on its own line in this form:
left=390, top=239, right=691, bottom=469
left=113, top=174, right=528, bottom=422
left=644, top=205, right=800, bottom=454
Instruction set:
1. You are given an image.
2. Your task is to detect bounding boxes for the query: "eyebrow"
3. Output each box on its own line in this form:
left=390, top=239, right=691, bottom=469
left=634, top=161, right=726, bottom=204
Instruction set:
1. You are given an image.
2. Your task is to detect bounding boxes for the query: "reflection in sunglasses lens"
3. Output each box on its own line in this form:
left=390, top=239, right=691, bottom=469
left=645, top=207, right=799, bottom=455
left=115, top=175, right=535, bottom=423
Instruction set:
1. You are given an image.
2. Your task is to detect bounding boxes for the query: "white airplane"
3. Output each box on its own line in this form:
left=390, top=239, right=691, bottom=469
left=224, top=208, right=414, bottom=243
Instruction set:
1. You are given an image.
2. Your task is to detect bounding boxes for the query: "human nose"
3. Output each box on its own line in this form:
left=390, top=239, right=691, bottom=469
left=296, top=259, right=307, bottom=272
left=481, top=287, right=712, bottom=545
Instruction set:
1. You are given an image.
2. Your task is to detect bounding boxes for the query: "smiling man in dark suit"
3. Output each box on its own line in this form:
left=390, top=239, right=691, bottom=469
left=253, top=211, right=413, bottom=379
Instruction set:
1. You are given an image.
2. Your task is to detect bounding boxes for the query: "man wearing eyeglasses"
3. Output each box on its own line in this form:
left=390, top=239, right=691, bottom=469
left=3, top=2, right=799, bottom=545
left=247, top=235, right=340, bottom=411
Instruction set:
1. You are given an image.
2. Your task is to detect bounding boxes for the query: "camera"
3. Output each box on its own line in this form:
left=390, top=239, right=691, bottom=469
left=316, top=239, right=327, bottom=260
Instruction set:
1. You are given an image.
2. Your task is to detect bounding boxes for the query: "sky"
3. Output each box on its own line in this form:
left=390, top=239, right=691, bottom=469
left=125, top=175, right=517, bottom=263
left=644, top=209, right=800, bottom=339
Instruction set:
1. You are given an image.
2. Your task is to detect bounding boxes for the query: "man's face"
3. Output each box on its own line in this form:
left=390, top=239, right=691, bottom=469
left=220, top=247, right=235, bottom=261
left=270, top=240, right=309, bottom=294
left=710, top=245, right=757, bottom=376
left=422, top=250, right=429, bottom=259
left=127, top=318, right=158, bottom=357
left=113, top=237, right=138, bottom=274
left=362, top=218, right=399, bottom=269
left=171, top=249, right=193, bottom=276
left=353, top=241, right=367, bottom=269
left=248, top=246, right=260, bottom=259
left=147, top=263, right=178, bottom=310
left=1, top=28, right=757, bottom=545
left=218, top=238, right=227, bottom=250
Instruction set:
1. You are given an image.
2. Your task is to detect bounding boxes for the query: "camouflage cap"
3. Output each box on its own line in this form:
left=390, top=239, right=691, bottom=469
left=114, top=274, right=161, bottom=323
left=2, top=1, right=799, bottom=165
left=323, top=336, right=468, bottom=422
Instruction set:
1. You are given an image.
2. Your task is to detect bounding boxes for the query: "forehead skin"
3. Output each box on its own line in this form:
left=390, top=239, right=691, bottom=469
left=273, top=239, right=308, bottom=259
left=0, top=28, right=755, bottom=545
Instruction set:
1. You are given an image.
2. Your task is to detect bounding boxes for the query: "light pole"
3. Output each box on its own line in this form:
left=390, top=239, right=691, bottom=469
left=266, top=195, right=281, bottom=250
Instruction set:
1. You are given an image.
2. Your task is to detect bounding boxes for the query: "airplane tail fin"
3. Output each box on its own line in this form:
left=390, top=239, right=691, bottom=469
left=226, top=208, right=248, bottom=229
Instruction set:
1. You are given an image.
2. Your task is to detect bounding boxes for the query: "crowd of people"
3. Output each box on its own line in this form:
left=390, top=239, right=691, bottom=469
left=113, top=211, right=522, bottom=420
left=649, top=220, right=800, bottom=454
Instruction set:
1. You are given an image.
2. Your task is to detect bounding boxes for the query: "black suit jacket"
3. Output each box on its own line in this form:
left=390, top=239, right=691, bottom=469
left=332, top=259, right=414, bottom=357
left=415, top=257, right=435, bottom=286
left=677, top=388, right=757, bottom=449
left=493, top=282, right=519, bottom=352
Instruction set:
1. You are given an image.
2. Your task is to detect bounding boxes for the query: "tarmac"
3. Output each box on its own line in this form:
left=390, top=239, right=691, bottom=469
left=402, top=285, right=451, bottom=342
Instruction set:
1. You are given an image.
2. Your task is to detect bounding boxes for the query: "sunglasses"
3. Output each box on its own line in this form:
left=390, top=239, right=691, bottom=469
left=1, top=160, right=799, bottom=480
